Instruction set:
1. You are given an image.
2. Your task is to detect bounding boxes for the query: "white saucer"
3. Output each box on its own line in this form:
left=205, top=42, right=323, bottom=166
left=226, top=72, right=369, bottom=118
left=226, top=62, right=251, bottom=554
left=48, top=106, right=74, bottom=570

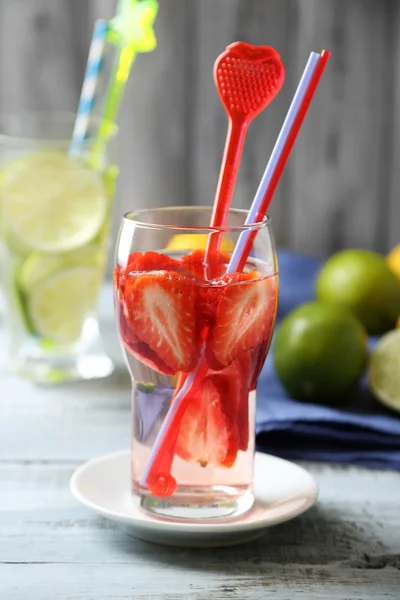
left=70, top=450, right=318, bottom=548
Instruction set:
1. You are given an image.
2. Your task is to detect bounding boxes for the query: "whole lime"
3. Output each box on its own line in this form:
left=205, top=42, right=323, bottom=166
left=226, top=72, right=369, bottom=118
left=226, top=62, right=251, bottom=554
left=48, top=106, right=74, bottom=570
left=316, top=249, right=400, bottom=334
left=273, top=302, right=368, bottom=404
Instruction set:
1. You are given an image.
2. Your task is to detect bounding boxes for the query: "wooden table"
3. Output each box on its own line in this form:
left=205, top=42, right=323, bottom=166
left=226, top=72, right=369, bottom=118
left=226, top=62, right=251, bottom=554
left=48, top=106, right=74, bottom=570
left=1, top=287, right=400, bottom=599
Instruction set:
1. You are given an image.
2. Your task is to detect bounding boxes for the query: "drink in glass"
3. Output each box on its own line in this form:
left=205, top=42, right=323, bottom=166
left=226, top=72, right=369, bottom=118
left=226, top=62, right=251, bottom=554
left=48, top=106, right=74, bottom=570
left=114, top=207, right=278, bottom=520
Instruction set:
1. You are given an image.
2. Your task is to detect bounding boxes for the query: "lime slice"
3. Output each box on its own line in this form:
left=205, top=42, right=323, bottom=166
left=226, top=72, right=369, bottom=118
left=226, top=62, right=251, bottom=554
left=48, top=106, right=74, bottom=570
left=19, top=245, right=105, bottom=293
left=369, top=330, right=400, bottom=413
left=0, top=250, right=33, bottom=333
left=27, top=266, right=102, bottom=344
left=1, top=151, right=107, bottom=253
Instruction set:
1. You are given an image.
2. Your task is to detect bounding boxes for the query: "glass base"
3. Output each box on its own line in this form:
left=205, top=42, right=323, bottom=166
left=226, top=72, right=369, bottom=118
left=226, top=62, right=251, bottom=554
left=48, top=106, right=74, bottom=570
left=138, top=485, right=254, bottom=521
left=11, top=351, right=114, bottom=384
left=6, top=316, right=114, bottom=383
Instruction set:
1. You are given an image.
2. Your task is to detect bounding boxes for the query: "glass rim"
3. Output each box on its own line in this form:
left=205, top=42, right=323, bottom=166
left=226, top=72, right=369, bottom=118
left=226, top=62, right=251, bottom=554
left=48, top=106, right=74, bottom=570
left=123, top=206, right=271, bottom=233
left=0, top=110, right=119, bottom=146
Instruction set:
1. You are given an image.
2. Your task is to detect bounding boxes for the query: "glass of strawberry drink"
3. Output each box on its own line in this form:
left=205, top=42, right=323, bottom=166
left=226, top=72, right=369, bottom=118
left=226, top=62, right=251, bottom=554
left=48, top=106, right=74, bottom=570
left=114, top=207, right=278, bottom=520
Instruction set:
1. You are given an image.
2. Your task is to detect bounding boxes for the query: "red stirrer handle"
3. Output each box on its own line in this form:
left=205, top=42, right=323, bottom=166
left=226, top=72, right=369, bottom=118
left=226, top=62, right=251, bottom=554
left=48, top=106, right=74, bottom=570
left=207, top=118, right=248, bottom=257
left=236, top=50, right=331, bottom=272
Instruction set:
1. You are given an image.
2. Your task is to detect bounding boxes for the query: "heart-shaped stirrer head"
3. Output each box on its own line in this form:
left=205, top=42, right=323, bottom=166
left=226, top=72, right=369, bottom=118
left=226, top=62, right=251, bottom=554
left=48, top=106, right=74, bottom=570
left=207, top=42, right=285, bottom=258
left=214, top=42, right=285, bottom=124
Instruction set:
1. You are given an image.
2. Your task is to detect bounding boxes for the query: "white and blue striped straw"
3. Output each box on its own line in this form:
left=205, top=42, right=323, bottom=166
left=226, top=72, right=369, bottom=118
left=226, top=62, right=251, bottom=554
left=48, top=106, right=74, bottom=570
left=226, top=51, right=320, bottom=273
left=70, top=19, right=108, bottom=156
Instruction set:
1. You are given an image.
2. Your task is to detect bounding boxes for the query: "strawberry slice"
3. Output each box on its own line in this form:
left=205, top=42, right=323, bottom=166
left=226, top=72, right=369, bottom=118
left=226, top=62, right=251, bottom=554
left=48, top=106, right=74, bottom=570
left=116, top=273, right=178, bottom=375
left=113, top=266, right=124, bottom=302
left=127, top=251, right=181, bottom=273
left=175, top=375, right=239, bottom=468
left=235, top=353, right=252, bottom=452
left=206, top=272, right=277, bottom=370
left=180, top=249, right=207, bottom=280
left=194, top=272, right=244, bottom=330
left=119, top=312, right=176, bottom=375
left=210, top=354, right=252, bottom=452
left=124, top=271, right=201, bottom=373
left=181, top=249, right=230, bottom=280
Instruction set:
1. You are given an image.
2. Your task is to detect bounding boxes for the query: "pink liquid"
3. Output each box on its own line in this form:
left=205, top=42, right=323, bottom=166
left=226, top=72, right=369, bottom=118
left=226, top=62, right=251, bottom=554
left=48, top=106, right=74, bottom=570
left=131, top=387, right=257, bottom=516
left=115, top=253, right=278, bottom=519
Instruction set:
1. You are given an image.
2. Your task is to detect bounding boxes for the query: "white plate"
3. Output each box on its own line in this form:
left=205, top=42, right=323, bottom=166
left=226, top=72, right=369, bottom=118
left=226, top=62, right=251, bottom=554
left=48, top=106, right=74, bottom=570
left=70, top=450, right=318, bottom=548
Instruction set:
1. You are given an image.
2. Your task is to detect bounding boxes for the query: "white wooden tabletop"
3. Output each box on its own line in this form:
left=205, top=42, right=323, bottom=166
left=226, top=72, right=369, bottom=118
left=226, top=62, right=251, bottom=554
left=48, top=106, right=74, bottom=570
left=1, top=286, right=400, bottom=599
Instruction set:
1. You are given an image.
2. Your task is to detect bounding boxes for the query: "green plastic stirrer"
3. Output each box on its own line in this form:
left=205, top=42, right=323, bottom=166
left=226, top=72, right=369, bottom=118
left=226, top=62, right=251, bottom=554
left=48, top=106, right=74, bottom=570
left=90, top=0, right=158, bottom=166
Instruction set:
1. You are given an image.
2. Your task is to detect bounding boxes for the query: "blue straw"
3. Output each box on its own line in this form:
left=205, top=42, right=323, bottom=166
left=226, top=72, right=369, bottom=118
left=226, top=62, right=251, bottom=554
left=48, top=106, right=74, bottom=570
left=70, top=20, right=108, bottom=157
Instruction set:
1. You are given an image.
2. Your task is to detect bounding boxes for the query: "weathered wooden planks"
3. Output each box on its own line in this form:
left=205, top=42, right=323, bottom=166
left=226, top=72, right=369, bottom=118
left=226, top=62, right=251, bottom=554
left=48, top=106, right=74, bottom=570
left=1, top=284, right=400, bottom=597
left=1, top=462, right=400, bottom=598
left=0, top=0, right=399, bottom=259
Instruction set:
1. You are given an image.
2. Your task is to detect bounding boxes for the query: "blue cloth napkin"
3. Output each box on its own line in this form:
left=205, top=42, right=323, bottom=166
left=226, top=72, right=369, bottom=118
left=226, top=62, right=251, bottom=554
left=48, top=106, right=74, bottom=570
left=256, top=249, right=400, bottom=470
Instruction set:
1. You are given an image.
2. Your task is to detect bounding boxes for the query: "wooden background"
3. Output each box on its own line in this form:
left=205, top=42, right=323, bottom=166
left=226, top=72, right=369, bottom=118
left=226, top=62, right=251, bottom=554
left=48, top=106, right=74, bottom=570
left=0, top=0, right=399, bottom=262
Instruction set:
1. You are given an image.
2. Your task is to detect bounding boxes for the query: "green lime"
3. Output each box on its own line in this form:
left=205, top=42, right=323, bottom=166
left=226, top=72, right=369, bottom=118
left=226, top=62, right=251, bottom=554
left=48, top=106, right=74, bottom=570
left=273, top=302, right=368, bottom=404
left=1, top=151, right=107, bottom=254
left=27, top=266, right=101, bottom=344
left=18, top=244, right=105, bottom=294
left=1, top=250, right=33, bottom=333
left=369, top=330, right=400, bottom=413
left=316, top=249, right=400, bottom=335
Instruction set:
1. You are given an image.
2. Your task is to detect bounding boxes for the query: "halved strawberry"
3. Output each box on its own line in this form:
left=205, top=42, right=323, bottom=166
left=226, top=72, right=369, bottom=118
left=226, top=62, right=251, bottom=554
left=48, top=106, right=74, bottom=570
left=180, top=249, right=207, bottom=280
left=124, top=271, right=201, bottom=373
left=194, top=272, right=244, bottom=329
left=175, top=375, right=239, bottom=468
left=206, top=273, right=277, bottom=370
left=127, top=251, right=181, bottom=273
left=113, top=266, right=120, bottom=288
left=113, top=266, right=124, bottom=302
left=119, top=312, right=176, bottom=375
left=181, top=249, right=230, bottom=281
left=210, top=354, right=252, bottom=452
left=235, top=353, right=252, bottom=451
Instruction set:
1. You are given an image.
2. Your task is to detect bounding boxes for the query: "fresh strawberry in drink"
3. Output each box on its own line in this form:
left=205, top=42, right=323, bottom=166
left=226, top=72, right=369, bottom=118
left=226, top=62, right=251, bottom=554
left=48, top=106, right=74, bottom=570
left=181, top=248, right=230, bottom=280
left=206, top=272, right=277, bottom=370
left=236, top=354, right=252, bottom=451
left=123, top=271, right=201, bottom=373
left=175, top=374, right=239, bottom=468
left=119, top=312, right=177, bottom=375
left=195, top=271, right=244, bottom=330
left=127, top=251, right=181, bottom=273
left=214, top=353, right=253, bottom=452
left=247, top=287, right=278, bottom=388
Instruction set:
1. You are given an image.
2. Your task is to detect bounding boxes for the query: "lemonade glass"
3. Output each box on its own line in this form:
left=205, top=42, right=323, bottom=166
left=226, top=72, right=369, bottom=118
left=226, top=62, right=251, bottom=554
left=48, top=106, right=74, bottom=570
left=114, top=207, right=279, bottom=520
left=0, top=113, right=118, bottom=382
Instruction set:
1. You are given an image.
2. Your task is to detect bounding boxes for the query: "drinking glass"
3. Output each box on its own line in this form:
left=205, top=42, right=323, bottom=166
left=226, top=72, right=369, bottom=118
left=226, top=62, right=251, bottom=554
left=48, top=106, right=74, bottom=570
left=0, top=112, right=118, bottom=382
left=114, top=207, right=278, bottom=520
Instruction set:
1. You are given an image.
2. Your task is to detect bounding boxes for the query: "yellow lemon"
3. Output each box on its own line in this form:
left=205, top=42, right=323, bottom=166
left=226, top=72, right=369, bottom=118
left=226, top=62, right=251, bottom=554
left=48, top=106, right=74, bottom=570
left=166, top=233, right=235, bottom=253
left=387, top=244, right=400, bottom=280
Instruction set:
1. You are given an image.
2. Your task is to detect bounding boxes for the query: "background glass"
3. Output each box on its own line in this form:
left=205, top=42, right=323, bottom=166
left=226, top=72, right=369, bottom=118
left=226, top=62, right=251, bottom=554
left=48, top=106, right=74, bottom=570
left=0, top=112, right=118, bottom=383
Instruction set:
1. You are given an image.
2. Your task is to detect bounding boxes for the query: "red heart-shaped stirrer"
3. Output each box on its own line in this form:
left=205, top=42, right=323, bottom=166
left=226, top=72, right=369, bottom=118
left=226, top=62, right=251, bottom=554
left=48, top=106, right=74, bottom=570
left=207, top=42, right=285, bottom=258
